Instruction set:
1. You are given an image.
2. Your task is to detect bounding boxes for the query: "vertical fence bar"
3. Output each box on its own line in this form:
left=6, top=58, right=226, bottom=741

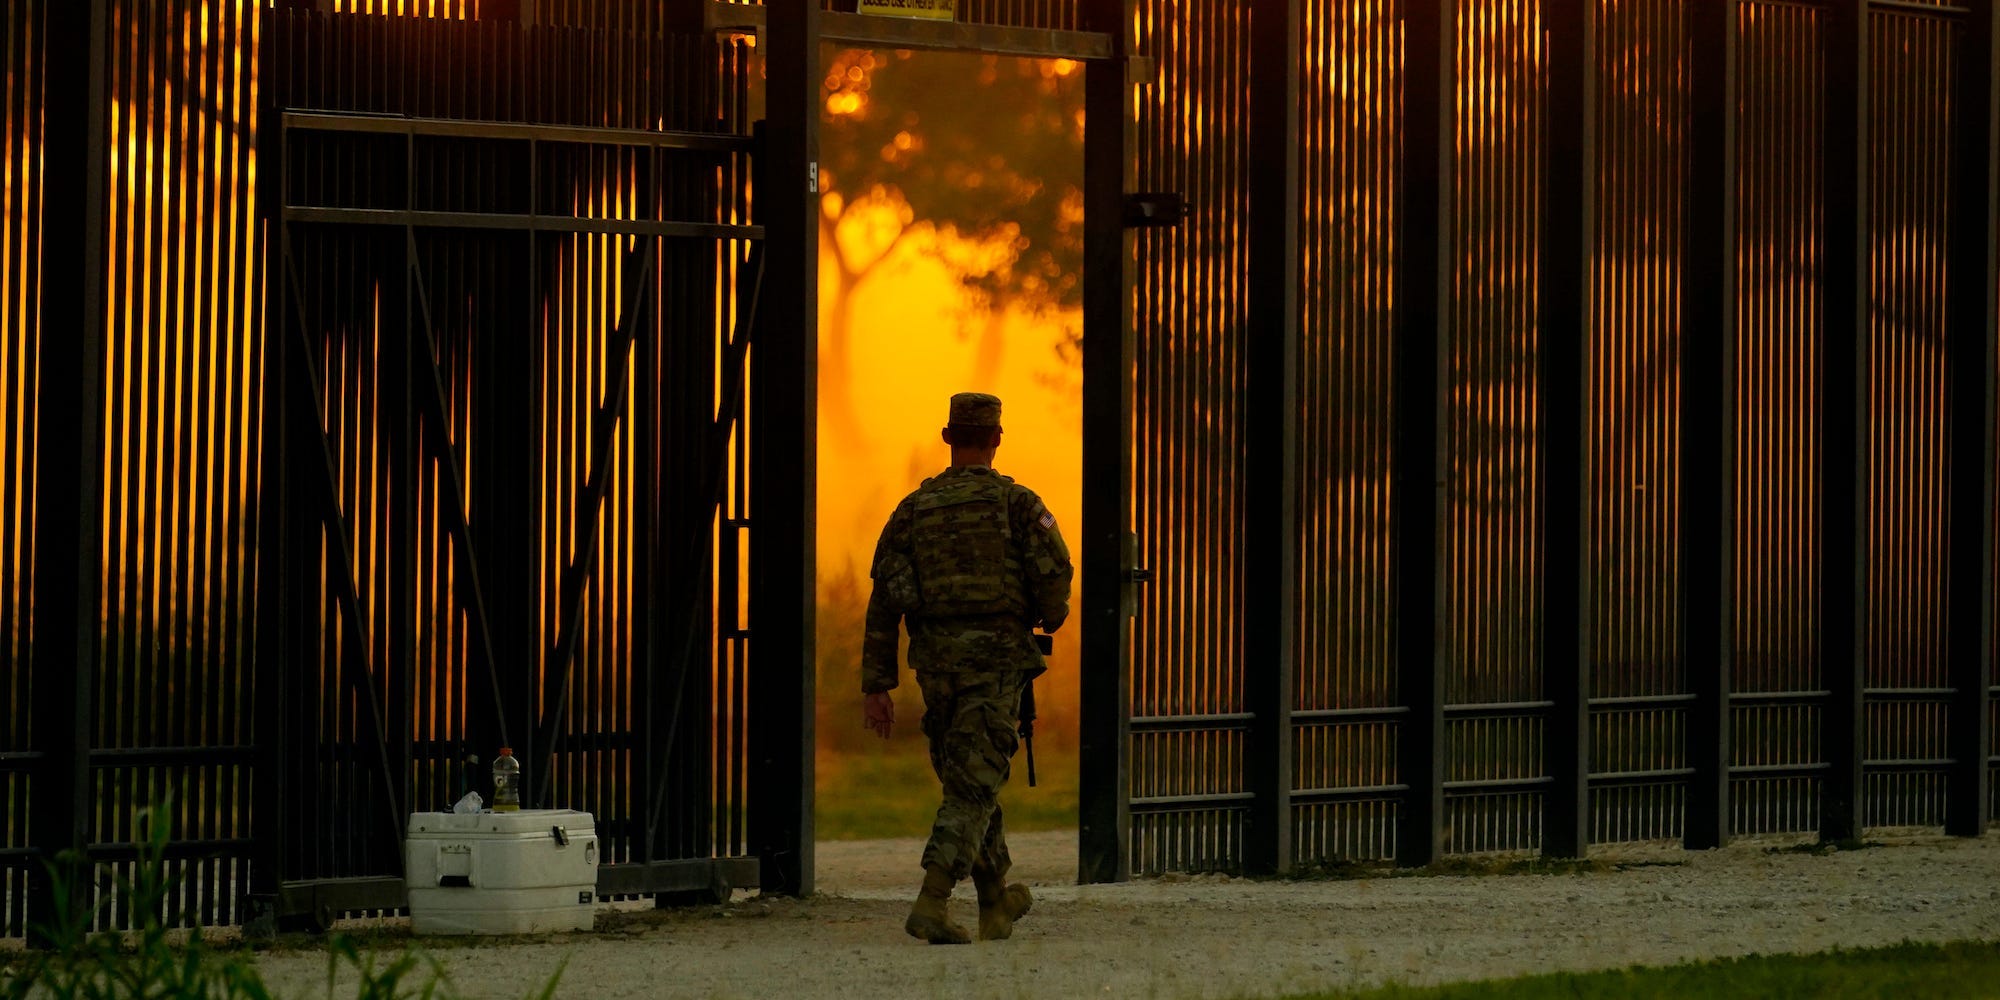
left=1541, top=0, right=1593, bottom=861
left=1078, top=0, right=1134, bottom=885
left=749, top=0, right=819, bottom=897
left=1397, top=0, right=1452, bottom=868
left=27, top=0, right=108, bottom=942
left=1244, top=0, right=1300, bottom=876
left=1947, top=0, right=1997, bottom=838
left=1682, top=0, right=1737, bottom=851
left=1820, top=0, right=1868, bottom=845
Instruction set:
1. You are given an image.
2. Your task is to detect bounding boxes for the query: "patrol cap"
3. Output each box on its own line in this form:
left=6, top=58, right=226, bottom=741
left=948, top=392, right=1003, bottom=428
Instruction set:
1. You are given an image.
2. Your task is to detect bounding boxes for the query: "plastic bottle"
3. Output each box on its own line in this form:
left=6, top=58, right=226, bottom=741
left=492, top=747, right=521, bottom=812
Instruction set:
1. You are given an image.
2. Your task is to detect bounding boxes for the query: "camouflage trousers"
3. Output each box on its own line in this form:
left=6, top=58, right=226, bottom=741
left=916, top=668, right=1028, bottom=882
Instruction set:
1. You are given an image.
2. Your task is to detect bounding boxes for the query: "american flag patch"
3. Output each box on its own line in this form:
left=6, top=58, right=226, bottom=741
left=1039, top=511, right=1056, bottom=529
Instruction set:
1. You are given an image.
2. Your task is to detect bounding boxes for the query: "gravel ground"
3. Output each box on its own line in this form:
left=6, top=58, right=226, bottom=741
left=253, top=830, right=2000, bottom=999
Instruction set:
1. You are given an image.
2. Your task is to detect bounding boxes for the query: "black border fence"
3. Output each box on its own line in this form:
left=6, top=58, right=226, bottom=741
left=1072, top=0, right=1999, bottom=880
left=4, top=0, right=1997, bottom=936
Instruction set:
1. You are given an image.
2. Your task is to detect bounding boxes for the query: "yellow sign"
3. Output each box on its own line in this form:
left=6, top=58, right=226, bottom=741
left=856, top=0, right=956, bottom=20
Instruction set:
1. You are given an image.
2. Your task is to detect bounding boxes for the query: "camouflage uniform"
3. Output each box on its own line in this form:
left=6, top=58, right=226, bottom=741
left=862, top=396, right=1073, bottom=884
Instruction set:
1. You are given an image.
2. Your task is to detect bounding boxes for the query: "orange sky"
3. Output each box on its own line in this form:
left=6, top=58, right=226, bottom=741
left=815, top=206, right=1086, bottom=745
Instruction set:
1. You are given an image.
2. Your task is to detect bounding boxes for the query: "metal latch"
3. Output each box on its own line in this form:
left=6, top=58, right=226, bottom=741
left=551, top=825, right=570, bottom=847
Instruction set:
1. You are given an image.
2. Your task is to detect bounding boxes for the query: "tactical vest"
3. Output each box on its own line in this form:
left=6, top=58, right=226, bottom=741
left=908, top=472, right=1026, bottom=618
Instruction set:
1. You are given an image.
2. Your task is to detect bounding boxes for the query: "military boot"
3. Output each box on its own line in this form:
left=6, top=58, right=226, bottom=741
left=971, top=869, right=1033, bottom=941
left=904, top=866, right=971, bottom=945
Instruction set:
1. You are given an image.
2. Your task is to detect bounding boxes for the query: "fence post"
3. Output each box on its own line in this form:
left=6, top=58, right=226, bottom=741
left=1946, top=0, right=1997, bottom=838
left=748, top=0, right=819, bottom=898
left=1078, top=0, right=1136, bottom=886
left=1396, top=0, right=1452, bottom=868
left=28, top=0, right=109, bottom=944
left=1540, top=0, right=1594, bottom=861
left=1819, top=0, right=1868, bottom=845
left=1681, top=0, right=1738, bottom=852
left=1243, top=0, right=1300, bottom=878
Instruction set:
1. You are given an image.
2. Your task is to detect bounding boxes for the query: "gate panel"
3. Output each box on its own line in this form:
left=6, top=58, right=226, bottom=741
left=1862, top=4, right=1955, bottom=829
left=1444, top=0, right=1547, bottom=856
left=265, top=7, right=761, bottom=914
left=1125, top=0, right=1253, bottom=876
left=1587, top=0, right=1689, bottom=848
left=1733, top=0, right=1825, bottom=837
left=1292, top=0, right=1402, bottom=866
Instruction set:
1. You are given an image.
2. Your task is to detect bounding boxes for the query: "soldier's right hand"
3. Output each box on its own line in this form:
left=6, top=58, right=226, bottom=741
left=863, top=690, right=895, bottom=739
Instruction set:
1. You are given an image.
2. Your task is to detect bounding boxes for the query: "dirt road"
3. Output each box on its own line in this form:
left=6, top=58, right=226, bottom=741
left=254, top=831, right=2000, bottom=999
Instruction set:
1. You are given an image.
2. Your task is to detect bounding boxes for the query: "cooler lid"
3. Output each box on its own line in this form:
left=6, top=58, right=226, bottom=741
left=407, top=809, right=595, bottom=837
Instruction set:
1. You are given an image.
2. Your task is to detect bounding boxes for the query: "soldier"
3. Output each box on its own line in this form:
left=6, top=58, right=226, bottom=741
left=861, top=392, right=1074, bottom=945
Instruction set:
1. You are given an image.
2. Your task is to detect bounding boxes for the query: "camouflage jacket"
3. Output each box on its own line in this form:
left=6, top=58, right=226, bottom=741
left=861, top=465, right=1073, bottom=694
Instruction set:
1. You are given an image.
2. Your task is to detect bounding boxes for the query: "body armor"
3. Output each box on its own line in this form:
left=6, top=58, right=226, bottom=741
left=907, top=472, right=1026, bottom=619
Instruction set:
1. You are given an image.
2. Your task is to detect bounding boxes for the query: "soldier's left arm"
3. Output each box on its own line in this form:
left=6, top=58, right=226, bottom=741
left=1011, top=485, right=1074, bottom=632
left=861, top=500, right=916, bottom=694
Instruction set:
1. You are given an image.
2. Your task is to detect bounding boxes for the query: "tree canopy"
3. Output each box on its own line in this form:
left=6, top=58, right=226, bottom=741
left=818, top=47, right=1085, bottom=311
left=813, top=47, right=1085, bottom=445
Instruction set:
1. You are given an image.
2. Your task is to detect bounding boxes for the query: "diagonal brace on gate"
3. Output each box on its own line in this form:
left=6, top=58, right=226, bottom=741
left=403, top=229, right=513, bottom=755
left=533, top=237, right=661, bottom=806
left=280, top=242, right=405, bottom=841
left=645, top=240, right=764, bottom=846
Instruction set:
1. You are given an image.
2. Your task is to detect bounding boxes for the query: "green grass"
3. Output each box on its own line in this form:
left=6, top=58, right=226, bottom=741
left=816, top=747, right=1078, bottom=841
left=0, top=802, right=564, bottom=1000
left=1281, top=940, right=2000, bottom=1000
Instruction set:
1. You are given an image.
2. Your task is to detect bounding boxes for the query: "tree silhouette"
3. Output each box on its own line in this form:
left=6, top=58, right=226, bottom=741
left=817, top=47, right=1084, bottom=445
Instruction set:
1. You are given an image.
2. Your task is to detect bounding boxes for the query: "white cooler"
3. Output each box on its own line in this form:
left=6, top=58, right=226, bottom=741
left=404, top=809, right=599, bottom=936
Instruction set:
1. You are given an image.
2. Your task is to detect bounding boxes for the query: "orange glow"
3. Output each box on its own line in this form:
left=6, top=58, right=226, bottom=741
left=95, top=0, right=264, bottom=744
left=812, top=52, right=1087, bottom=792
left=813, top=203, right=1085, bottom=735
left=814, top=218, right=1083, bottom=590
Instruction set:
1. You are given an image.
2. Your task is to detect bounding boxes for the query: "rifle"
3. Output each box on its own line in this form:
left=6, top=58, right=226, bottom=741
left=1022, top=633, right=1052, bottom=787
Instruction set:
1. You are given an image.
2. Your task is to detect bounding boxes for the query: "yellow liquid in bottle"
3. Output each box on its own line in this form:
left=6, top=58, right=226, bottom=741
left=492, top=755, right=522, bottom=811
